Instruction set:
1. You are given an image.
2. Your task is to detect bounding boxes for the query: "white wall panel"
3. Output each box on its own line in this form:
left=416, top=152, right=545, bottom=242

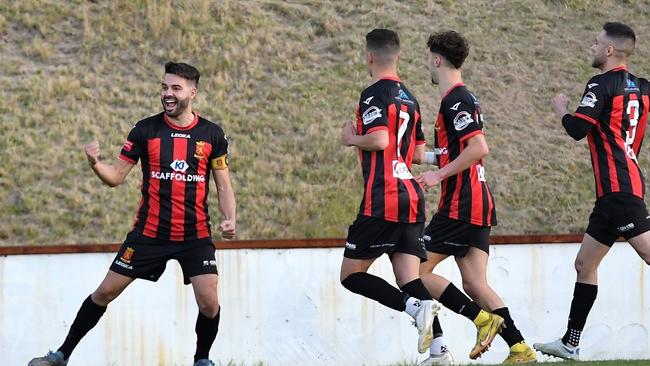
left=1, top=243, right=648, bottom=365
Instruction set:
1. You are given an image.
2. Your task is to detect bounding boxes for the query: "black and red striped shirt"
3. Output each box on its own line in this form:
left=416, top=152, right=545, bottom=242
left=355, top=77, right=426, bottom=223
left=572, top=66, right=650, bottom=199
left=434, top=83, right=496, bottom=227
left=118, top=112, right=229, bottom=241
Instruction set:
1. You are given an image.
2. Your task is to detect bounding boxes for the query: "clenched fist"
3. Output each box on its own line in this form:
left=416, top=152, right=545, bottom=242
left=85, top=140, right=101, bottom=166
left=219, top=219, right=236, bottom=239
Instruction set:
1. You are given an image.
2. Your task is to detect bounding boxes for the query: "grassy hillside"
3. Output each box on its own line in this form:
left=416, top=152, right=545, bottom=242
left=1, top=0, right=650, bottom=245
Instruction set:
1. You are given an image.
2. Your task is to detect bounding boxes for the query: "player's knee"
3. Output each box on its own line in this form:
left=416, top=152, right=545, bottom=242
left=197, top=298, right=220, bottom=318
left=574, top=257, right=597, bottom=275
left=92, top=287, right=120, bottom=306
left=419, top=262, right=434, bottom=276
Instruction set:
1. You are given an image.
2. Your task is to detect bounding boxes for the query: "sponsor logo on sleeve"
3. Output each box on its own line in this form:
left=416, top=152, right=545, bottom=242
left=579, top=92, right=598, bottom=108
left=587, top=83, right=599, bottom=89
left=453, top=111, right=475, bottom=131
left=362, top=106, right=383, bottom=125
left=363, top=96, right=374, bottom=105
left=450, top=102, right=461, bottom=111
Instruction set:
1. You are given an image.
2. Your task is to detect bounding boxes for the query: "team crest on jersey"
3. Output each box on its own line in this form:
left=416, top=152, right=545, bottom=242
left=121, top=247, right=135, bottom=263
left=194, top=141, right=208, bottom=160
left=579, top=92, right=597, bottom=108
left=453, top=111, right=474, bottom=131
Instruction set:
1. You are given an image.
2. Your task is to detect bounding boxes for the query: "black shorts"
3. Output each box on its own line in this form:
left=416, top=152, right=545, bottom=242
left=585, top=193, right=650, bottom=247
left=110, top=232, right=218, bottom=285
left=344, top=215, right=427, bottom=261
left=424, top=214, right=490, bottom=257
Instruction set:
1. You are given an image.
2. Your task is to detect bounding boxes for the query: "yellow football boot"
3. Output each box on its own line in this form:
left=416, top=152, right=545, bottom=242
left=503, top=341, right=537, bottom=364
left=469, top=310, right=504, bottom=359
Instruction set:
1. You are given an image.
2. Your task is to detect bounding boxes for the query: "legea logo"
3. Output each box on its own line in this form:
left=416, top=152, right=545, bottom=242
left=170, top=159, right=189, bottom=173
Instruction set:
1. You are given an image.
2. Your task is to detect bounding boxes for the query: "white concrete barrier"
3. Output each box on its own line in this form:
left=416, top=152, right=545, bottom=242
left=1, top=243, right=649, bottom=365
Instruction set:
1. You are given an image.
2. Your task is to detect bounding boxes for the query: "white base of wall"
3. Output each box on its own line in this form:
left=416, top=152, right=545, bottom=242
left=1, top=243, right=649, bottom=365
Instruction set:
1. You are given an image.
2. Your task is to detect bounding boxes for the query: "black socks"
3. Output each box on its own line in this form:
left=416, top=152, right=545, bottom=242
left=438, top=283, right=481, bottom=321
left=563, top=282, right=598, bottom=347
left=341, top=272, right=406, bottom=311
left=194, top=308, right=221, bottom=362
left=58, top=295, right=107, bottom=359
left=492, top=307, right=524, bottom=347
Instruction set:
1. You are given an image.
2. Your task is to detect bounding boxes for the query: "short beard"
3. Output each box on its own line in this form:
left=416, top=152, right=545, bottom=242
left=591, top=57, right=604, bottom=69
left=161, top=97, right=189, bottom=117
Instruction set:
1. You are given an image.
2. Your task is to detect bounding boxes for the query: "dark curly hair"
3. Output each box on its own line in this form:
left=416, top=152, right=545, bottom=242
left=427, top=31, right=469, bottom=69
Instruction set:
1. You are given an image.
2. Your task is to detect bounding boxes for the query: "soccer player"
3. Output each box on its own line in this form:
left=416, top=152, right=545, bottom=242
left=28, top=62, right=236, bottom=366
left=415, top=31, right=536, bottom=365
left=534, top=22, right=650, bottom=361
left=339, top=28, right=440, bottom=355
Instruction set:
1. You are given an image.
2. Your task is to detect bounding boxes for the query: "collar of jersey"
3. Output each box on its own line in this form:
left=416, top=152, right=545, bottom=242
left=609, top=65, right=627, bottom=73
left=380, top=75, right=401, bottom=82
left=163, top=112, right=199, bottom=131
left=442, top=82, right=465, bottom=100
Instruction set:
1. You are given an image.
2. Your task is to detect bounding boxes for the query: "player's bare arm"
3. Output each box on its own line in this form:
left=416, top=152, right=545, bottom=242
left=411, top=144, right=426, bottom=165
left=416, top=134, right=488, bottom=189
left=212, top=167, right=236, bottom=239
left=340, top=121, right=389, bottom=151
left=85, top=140, right=135, bottom=187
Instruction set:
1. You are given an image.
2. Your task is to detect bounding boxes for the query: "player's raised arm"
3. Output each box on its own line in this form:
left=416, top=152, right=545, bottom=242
left=85, top=140, right=135, bottom=187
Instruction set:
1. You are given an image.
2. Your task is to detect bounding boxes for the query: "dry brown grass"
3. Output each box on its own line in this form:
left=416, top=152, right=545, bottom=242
left=1, top=0, right=650, bottom=245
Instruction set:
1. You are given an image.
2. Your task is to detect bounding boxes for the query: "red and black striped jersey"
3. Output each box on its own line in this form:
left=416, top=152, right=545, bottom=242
left=434, top=83, right=496, bottom=227
left=573, top=66, right=650, bottom=199
left=355, top=76, right=426, bottom=223
left=118, top=112, right=229, bottom=242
